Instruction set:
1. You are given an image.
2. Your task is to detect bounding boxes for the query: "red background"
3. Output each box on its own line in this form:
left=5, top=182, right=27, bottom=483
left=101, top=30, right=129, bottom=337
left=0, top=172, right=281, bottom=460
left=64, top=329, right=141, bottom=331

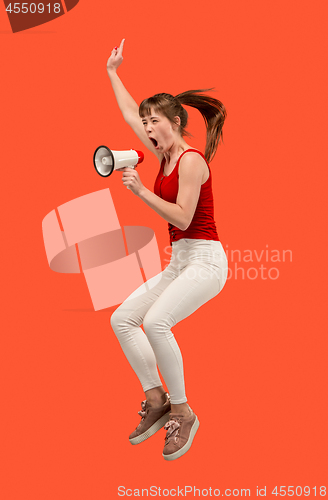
left=1, top=1, right=327, bottom=498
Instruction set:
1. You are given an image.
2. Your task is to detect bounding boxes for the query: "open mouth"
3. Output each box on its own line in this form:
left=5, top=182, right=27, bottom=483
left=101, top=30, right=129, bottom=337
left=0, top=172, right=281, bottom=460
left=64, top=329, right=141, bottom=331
left=149, top=137, right=158, bottom=148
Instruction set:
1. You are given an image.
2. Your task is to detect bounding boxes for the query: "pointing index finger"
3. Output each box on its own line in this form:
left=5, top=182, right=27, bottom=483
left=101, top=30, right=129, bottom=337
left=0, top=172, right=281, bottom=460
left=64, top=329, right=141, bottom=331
left=118, top=38, right=125, bottom=55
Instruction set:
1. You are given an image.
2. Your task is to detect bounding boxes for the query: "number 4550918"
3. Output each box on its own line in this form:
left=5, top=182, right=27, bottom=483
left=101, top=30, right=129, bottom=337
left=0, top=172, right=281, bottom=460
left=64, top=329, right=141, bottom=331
left=6, top=3, right=61, bottom=14
left=272, top=487, right=326, bottom=496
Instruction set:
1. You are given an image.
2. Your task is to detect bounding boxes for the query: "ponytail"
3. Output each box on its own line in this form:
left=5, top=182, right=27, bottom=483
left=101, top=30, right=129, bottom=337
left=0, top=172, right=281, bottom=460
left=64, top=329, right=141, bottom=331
left=175, top=89, right=226, bottom=163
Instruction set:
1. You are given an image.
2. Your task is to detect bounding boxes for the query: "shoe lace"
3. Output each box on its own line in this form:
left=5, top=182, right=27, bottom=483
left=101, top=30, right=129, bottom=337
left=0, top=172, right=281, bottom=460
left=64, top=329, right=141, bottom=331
left=137, top=400, right=148, bottom=423
left=164, top=418, right=181, bottom=443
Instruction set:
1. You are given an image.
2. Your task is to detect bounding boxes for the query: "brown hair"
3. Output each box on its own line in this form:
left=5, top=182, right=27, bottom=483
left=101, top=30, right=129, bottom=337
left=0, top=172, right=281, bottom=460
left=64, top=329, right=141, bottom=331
left=139, top=89, right=226, bottom=163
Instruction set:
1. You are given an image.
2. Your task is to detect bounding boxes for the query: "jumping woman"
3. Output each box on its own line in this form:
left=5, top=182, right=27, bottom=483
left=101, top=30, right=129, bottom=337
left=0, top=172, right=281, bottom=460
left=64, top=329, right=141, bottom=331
left=108, top=39, right=228, bottom=461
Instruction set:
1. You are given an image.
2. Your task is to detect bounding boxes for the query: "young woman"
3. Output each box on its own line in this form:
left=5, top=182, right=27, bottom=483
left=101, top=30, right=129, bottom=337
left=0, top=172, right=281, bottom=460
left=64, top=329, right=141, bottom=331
left=108, top=39, right=228, bottom=461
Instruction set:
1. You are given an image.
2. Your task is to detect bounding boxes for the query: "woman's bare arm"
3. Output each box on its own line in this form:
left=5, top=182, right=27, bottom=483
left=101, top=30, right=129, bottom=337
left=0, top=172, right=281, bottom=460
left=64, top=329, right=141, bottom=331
left=107, top=40, right=163, bottom=162
left=132, top=152, right=204, bottom=230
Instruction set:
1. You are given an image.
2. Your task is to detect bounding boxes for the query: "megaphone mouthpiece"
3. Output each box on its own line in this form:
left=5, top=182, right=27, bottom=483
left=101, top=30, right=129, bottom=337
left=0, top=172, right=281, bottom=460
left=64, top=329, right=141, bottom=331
left=135, top=150, right=144, bottom=164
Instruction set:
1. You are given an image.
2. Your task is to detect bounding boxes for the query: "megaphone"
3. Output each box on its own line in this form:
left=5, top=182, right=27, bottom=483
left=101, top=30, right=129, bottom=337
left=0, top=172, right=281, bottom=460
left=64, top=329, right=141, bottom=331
left=93, top=146, right=144, bottom=177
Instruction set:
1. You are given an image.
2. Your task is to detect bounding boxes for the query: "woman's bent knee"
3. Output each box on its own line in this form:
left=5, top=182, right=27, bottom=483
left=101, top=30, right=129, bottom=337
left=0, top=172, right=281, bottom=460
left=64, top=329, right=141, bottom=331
left=143, top=311, right=172, bottom=341
left=110, top=306, right=126, bottom=333
left=110, top=305, right=143, bottom=337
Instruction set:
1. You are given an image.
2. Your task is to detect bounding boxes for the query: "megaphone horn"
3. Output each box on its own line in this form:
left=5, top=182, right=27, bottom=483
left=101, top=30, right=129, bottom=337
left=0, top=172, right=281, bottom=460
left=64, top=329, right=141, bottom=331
left=93, top=146, right=144, bottom=177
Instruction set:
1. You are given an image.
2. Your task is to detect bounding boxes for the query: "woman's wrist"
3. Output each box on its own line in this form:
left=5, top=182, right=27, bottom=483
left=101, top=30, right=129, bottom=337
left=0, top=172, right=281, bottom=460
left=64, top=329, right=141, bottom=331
left=107, top=67, right=117, bottom=78
left=137, top=185, right=149, bottom=199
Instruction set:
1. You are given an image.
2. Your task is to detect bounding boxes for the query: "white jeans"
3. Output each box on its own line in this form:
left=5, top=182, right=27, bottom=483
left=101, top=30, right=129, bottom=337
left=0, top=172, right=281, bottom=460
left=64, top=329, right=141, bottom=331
left=110, top=238, right=228, bottom=404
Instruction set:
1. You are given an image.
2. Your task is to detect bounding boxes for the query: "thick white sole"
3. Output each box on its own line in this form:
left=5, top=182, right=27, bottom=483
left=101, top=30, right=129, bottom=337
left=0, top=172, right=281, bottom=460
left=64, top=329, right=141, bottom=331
left=129, top=412, right=170, bottom=445
left=162, top=416, right=200, bottom=461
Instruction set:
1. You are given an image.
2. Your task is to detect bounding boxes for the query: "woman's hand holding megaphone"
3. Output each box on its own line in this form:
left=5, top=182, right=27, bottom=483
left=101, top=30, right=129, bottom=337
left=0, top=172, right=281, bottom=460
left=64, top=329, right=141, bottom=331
left=121, top=167, right=145, bottom=196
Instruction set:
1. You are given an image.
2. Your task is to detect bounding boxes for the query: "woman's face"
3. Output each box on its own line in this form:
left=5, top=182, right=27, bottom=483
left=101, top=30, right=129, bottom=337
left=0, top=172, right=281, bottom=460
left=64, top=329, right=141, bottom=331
left=141, top=108, right=179, bottom=153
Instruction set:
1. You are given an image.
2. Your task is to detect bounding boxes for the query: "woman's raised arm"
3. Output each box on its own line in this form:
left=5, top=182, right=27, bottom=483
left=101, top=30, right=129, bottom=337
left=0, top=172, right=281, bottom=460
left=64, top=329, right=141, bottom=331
left=107, top=40, right=162, bottom=161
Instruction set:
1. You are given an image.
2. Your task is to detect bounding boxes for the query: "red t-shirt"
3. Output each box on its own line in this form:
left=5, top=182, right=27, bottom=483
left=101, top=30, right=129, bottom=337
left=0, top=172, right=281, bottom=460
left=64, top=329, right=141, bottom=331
left=153, top=149, right=220, bottom=245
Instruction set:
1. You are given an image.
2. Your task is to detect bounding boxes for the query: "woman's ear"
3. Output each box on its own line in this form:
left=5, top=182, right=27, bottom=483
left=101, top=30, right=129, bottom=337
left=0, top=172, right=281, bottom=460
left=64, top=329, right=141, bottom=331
left=173, top=116, right=181, bottom=129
